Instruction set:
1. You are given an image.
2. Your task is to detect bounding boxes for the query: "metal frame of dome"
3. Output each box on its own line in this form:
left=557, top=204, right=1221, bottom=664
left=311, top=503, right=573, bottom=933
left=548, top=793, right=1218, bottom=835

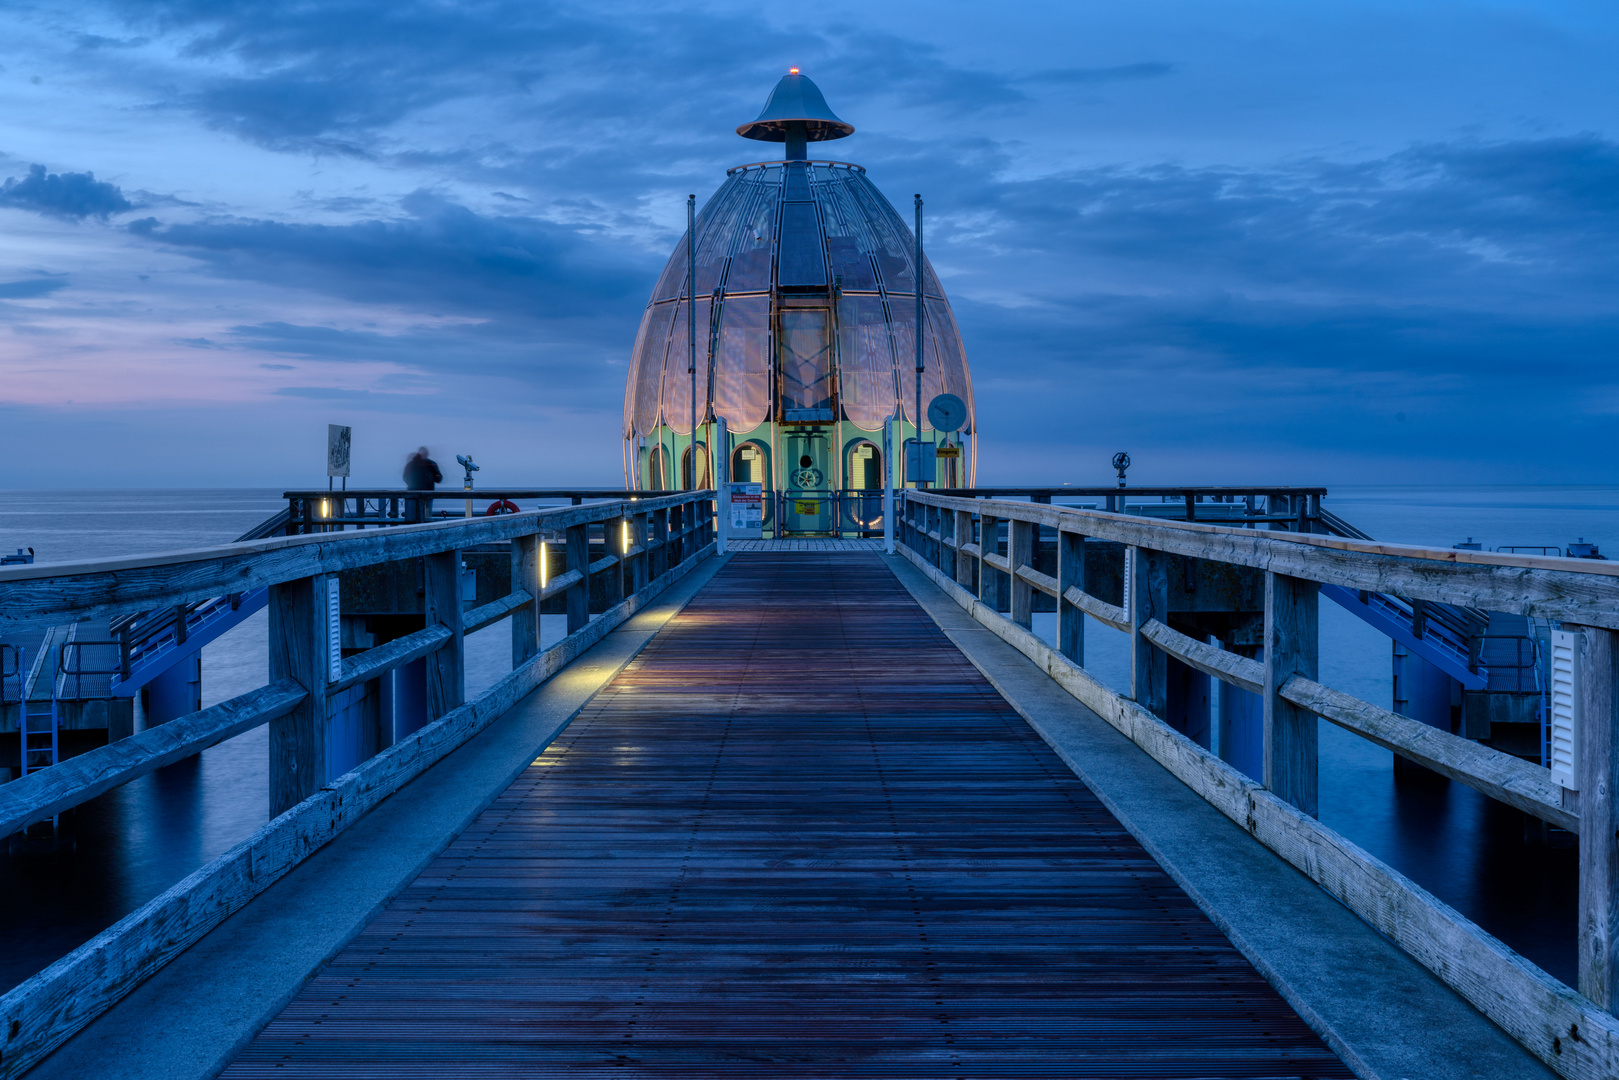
left=623, top=73, right=976, bottom=537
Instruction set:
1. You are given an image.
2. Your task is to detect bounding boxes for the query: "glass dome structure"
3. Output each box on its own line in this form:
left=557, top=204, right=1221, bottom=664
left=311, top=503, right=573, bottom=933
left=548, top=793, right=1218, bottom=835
left=623, top=71, right=976, bottom=535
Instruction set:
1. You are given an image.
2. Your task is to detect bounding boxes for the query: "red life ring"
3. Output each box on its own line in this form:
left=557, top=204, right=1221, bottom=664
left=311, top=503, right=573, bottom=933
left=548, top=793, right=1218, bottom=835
left=484, top=499, right=520, bottom=516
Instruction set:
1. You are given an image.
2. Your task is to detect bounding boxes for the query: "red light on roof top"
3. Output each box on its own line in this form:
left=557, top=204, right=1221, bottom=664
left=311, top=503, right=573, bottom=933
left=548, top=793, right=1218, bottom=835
left=789, top=67, right=799, bottom=74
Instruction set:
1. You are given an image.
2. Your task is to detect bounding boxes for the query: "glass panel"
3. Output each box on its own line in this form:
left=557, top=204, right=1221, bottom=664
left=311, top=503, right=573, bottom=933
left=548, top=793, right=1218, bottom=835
left=849, top=174, right=914, bottom=293
left=662, top=296, right=712, bottom=435
left=712, top=295, right=771, bottom=430
left=891, top=303, right=944, bottom=429
left=724, top=174, right=779, bottom=292
left=836, top=294, right=896, bottom=430
left=817, top=175, right=879, bottom=291
left=776, top=201, right=826, bottom=287
left=779, top=308, right=833, bottom=421
left=632, top=302, right=675, bottom=435
left=650, top=176, right=741, bottom=302
left=622, top=306, right=651, bottom=437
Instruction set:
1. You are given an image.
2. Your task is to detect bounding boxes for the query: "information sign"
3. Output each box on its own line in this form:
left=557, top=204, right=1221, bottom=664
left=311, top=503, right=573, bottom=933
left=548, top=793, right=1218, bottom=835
left=729, top=482, right=763, bottom=538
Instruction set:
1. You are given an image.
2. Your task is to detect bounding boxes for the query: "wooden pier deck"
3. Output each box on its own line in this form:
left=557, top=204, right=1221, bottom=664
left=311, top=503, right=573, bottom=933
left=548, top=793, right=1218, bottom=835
left=220, top=553, right=1348, bottom=1077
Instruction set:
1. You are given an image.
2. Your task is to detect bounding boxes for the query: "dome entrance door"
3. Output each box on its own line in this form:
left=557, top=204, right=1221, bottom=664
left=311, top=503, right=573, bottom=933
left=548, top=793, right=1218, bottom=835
left=782, top=427, right=832, bottom=535
left=779, top=308, right=835, bottom=535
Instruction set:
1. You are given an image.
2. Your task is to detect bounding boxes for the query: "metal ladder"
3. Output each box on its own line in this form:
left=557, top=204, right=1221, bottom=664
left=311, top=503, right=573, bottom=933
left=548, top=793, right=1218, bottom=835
left=19, top=641, right=60, bottom=776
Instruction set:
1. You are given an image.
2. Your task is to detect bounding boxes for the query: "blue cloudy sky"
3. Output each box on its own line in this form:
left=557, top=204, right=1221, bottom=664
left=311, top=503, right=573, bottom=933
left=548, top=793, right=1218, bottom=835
left=0, top=0, right=1616, bottom=487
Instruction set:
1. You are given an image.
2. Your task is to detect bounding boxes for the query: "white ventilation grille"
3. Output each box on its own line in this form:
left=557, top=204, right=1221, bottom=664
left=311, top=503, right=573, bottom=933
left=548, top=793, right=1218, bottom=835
left=1550, top=630, right=1580, bottom=790
left=327, top=577, right=342, bottom=683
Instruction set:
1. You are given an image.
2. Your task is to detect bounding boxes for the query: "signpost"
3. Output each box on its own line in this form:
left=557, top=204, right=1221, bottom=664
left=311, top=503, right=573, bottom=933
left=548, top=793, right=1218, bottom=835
left=926, top=393, right=966, bottom=487
left=326, top=425, right=351, bottom=491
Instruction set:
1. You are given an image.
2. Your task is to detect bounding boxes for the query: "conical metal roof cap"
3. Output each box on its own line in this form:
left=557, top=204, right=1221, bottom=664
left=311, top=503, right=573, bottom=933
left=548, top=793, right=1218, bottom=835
left=736, top=70, right=854, bottom=142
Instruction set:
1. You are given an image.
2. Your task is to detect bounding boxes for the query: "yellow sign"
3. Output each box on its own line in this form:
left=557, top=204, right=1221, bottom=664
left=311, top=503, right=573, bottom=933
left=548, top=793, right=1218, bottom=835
left=793, top=499, right=820, bottom=515
left=936, top=446, right=961, bottom=459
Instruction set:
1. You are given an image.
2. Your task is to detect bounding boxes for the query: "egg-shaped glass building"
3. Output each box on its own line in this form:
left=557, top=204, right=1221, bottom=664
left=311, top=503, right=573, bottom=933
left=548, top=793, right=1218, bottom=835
left=623, top=73, right=975, bottom=536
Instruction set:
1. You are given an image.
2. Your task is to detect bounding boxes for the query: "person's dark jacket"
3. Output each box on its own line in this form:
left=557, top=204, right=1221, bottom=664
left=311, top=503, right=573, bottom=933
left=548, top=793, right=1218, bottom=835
left=404, top=453, right=442, bottom=491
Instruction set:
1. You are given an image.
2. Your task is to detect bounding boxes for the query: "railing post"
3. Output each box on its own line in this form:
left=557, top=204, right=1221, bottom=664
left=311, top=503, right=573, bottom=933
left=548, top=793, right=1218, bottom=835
left=652, top=507, right=669, bottom=576
left=423, top=549, right=464, bottom=720
left=511, top=533, right=540, bottom=667
left=1128, top=546, right=1168, bottom=717
left=606, top=514, right=628, bottom=608
left=565, top=522, right=590, bottom=634
left=1058, top=528, right=1085, bottom=665
left=268, top=575, right=334, bottom=817
left=954, top=509, right=974, bottom=589
left=978, top=514, right=1003, bottom=613
left=1010, top=518, right=1034, bottom=628
left=1264, top=571, right=1319, bottom=815
left=1576, top=625, right=1619, bottom=1008
left=632, top=510, right=650, bottom=592
left=932, top=501, right=945, bottom=569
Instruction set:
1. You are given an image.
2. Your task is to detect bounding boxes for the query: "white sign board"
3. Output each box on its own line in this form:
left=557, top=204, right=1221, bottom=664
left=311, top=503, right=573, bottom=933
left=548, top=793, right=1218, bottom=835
left=327, top=424, right=352, bottom=478
left=729, top=482, right=763, bottom=538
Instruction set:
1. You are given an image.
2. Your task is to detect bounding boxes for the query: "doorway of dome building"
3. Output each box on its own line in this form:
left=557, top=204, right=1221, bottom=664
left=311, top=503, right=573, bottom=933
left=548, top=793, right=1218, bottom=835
left=780, top=426, right=832, bottom=535
left=680, top=442, right=710, bottom=489
left=646, top=443, right=670, bottom=491
left=731, top=440, right=774, bottom=533
left=842, top=437, right=883, bottom=535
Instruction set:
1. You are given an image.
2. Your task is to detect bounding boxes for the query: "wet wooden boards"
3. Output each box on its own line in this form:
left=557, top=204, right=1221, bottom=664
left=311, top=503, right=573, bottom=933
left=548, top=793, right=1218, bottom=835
left=221, top=553, right=1348, bottom=1078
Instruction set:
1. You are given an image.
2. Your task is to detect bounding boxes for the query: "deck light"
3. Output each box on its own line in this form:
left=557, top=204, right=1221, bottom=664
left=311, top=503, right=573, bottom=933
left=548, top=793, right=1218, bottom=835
left=540, top=542, right=548, bottom=588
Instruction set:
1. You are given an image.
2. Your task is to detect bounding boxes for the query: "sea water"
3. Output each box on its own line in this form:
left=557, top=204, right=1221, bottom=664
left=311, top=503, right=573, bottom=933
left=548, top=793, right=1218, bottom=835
left=3, top=485, right=1616, bottom=993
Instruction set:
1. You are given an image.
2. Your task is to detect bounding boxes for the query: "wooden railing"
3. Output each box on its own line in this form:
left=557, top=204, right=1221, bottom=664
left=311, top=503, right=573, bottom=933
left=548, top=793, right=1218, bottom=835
left=897, top=489, right=1619, bottom=1080
left=279, top=488, right=645, bottom=534
left=0, top=490, right=716, bottom=1078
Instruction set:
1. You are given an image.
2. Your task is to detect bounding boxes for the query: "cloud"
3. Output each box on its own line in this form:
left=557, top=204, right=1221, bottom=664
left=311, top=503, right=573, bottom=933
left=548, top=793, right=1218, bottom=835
left=1024, top=63, right=1176, bottom=85
left=0, top=278, right=69, bottom=299
left=0, top=164, right=133, bottom=220
left=135, top=191, right=654, bottom=329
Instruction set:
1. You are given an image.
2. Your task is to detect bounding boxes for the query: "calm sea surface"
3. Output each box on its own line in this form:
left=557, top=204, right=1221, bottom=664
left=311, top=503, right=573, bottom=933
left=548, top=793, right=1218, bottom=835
left=3, top=485, right=1615, bottom=992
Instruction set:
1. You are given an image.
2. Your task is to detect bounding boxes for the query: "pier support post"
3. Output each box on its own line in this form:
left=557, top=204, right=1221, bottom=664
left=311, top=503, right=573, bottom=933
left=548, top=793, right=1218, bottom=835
left=1010, top=519, right=1034, bottom=629
left=511, top=533, right=540, bottom=667
left=1575, top=625, right=1619, bottom=1009
left=423, top=550, right=464, bottom=721
left=1128, top=546, right=1168, bottom=718
left=566, top=522, right=590, bottom=634
left=954, top=510, right=974, bottom=590
left=268, top=575, right=334, bottom=817
left=1264, top=571, right=1319, bottom=816
left=1057, top=529, right=1084, bottom=665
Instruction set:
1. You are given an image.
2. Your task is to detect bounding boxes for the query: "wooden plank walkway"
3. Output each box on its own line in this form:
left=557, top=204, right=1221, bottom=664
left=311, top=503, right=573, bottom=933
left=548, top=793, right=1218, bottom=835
left=221, top=553, right=1350, bottom=1078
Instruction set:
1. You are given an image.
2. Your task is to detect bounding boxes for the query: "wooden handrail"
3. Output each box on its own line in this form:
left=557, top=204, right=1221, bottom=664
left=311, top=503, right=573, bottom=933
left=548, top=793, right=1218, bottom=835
left=330, top=625, right=454, bottom=695
left=0, top=491, right=710, bottom=635
left=0, top=681, right=306, bottom=838
left=904, top=490, right=1619, bottom=629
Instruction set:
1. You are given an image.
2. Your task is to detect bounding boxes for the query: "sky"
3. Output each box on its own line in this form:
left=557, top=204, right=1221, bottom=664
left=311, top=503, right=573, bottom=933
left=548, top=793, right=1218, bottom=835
left=0, top=0, right=1616, bottom=489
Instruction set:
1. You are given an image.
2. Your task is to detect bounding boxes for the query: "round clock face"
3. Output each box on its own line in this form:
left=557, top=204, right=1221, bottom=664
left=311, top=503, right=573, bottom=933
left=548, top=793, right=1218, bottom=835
left=794, top=467, right=824, bottom=489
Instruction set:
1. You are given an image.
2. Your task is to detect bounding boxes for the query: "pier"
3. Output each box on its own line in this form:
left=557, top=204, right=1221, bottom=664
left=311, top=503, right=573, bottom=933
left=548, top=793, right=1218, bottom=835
left=0, top=489, right=1615, bottom=1077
